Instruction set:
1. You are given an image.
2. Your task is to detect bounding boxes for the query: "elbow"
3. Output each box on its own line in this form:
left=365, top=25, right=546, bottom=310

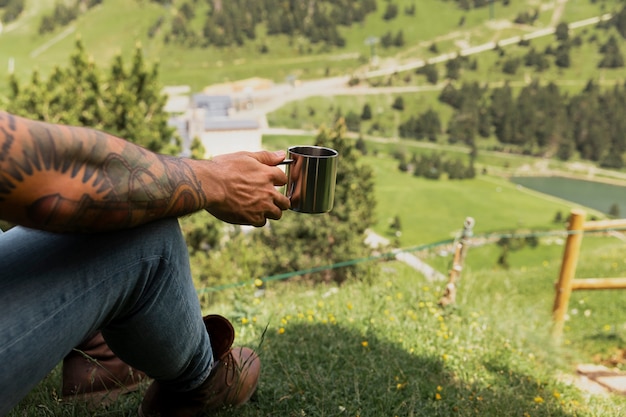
left=26, top=193, right=80, bottom=231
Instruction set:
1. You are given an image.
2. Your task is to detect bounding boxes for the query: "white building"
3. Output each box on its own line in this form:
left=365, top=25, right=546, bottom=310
left=164, top=88, right=262, bottom=158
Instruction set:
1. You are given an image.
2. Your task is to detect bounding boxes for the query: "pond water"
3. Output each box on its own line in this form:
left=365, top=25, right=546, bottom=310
left=510, top=176, right=626, bottom=216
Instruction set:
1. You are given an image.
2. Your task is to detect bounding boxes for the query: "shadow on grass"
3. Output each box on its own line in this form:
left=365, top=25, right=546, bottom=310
left=11, top=322, right=581, bottom=417
left=8, top=364, right=143, bottom=417
left=215, top=322, right=579, bottom=417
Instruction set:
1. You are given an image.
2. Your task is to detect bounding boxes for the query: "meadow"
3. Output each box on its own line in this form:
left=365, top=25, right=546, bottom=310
left=11, top=137, right=626, bottom=416
left=6, top=0, right=626, bottom=415
left=1, top=0, right=623, bottom=95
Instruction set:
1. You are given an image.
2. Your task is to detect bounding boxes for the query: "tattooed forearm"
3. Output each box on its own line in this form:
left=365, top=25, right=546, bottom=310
left=0, top=111, right=208, bottom=232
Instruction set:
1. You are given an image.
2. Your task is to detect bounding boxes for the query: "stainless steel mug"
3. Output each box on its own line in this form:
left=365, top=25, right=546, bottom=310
left=284, top=145, right=338, bottom=214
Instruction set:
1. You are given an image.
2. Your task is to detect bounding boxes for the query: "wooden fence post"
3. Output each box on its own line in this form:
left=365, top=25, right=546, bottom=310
left=439, top=217, right=475, bottom=307
left=552, top=209, right=586, bottom=341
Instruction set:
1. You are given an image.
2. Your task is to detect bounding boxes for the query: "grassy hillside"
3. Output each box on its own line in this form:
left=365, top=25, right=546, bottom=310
left=6, top=2, right=626, bottom=414
left=12, top=234, right=626, bottom=416
left=10, top=117, right=626, bottom=417
left=0, top=0, right=622, bottom=96
left=263, top=134, right=599, bottom=246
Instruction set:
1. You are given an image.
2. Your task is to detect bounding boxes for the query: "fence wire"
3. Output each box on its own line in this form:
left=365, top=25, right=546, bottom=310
left=195, top=226, right=626, bottom=294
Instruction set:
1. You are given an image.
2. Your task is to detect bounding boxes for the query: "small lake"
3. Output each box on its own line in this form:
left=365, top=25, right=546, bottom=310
left=510, top=176, right=626, bottom=216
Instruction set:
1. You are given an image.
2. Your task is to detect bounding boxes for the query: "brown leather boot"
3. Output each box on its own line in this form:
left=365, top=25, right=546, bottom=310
left=62, top=331, right=147, bottom=406
left=138, top=315, right=261, bottom=417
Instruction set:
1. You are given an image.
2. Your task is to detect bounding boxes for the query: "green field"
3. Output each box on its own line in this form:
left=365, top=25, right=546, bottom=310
left=1, top=0, right=623, bottom=96
left=264, top=133, right=601, bottom=245
left=7, top=1, right=626, bottom=415
left=10, top=131, right=626, bottom=417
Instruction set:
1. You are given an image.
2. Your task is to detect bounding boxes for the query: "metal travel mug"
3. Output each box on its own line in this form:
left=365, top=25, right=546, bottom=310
left=285, top=145, right=338, bottom=214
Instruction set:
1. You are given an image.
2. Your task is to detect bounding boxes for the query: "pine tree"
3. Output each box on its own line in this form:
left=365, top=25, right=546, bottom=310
left=361, top=103, right=372, bottom=120
left=555, top=22, right=569, bottom=42
left=598, top=36, right=625, bottom=68
left=391, top=96, right=405, bottom=111
left=256, top=119, right=376, bottom=284
left=8, top=39, right=176, bottom=154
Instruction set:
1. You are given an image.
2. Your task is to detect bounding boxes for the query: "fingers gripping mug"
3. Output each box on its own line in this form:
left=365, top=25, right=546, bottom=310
left=284, top=146, right=338, bottom=214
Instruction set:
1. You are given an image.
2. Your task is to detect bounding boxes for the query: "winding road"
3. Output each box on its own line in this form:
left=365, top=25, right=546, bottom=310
left=234, top=6, right=613, bottom=124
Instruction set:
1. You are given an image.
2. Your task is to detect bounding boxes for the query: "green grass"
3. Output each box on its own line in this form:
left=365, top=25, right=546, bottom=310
left=12, top=237, right=626, bottom=416
left=262, top=134, right=604, bottom=247
left=367, top=156, right=581, bottom=245
left=2, top=0, right=623, bottom=96
left=10, top=142, right=626, bottom=416
left=7, top=1, right=626, bottom=415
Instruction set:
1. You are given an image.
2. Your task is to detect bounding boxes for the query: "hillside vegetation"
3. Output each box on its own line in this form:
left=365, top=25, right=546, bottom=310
left=0, top=0, right=622, bottom=94
left=6, top=1, right=626, bottom=416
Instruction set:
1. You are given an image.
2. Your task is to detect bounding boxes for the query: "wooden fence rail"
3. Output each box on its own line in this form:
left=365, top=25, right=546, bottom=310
left=552, top=209, right=626, bottom=340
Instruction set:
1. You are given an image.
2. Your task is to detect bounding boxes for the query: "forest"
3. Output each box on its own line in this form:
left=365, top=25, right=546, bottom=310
left=396, top=77, right=626, bottom=169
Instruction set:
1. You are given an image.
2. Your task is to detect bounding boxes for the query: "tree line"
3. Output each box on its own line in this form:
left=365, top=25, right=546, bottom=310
left=395, top=78, right=626, bottom=168
left=151, top=0, right=377, bottom=49
left=0, top=0, right=24, bottom=23
left=35, top=0, right=103, bottom=34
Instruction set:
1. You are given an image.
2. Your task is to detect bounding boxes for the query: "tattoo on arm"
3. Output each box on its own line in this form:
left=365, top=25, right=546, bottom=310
left=0, top=112, right=208, bottom=231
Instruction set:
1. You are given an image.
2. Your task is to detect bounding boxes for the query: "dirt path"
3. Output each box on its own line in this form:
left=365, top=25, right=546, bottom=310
left=550, top=0, right=569, bottom=28
left=236, top=9, right=612, bottom=121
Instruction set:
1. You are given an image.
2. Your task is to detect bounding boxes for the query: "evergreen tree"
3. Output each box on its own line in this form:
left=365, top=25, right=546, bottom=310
left=555, top=22, right=569, bottom=42
left=8, top=39, right=175, bottom=154
left=391, top=96, right=405, bottom=111
left=190, top=137, right=206, bottom=160
left=554, top=43, right=571, bottom=68
left=380, top=31, right=394, bottom=48
left=598, top=35, right=625, bottom=68
left=361, top=103, right=372, bottom=120
left=344, top=111, right=361, bottom=132
left=256, top=120, right=376, bottom=284
left=502, top=57, right=521, bottom=75
left=416, top=63, right=438, bottom=84
left=447, top=108, right=477, bottom=147
left=600, top=147, right=624, bottom=169
left=3, top=0, right=24, bottom=23
left=445, top=56, right=463, bottom=80
left=383, top=3, right=399, bottom=20
left=393, top=30, right=405, bottom=47
left=612, top=5, right=626, bottom=39
left=355, top=136, right=368, bottom=155
left=421, top=109, right=442, bottom=142
left=490, top=84, right=516, bottom=144
left=439, top=83, right=460, bottom=108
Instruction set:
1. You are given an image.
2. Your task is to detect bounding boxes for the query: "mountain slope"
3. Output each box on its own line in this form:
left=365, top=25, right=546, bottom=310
left=0, top=0, right=621, bottom=95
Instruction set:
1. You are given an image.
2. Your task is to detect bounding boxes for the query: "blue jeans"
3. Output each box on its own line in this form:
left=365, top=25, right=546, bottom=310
left=0, top=218, right=213, bottom=416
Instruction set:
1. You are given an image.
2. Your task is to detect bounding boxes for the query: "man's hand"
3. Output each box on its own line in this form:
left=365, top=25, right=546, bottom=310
left=0, top=111, right=291, bottom=231
left=199, top=151, right=291, bottom=227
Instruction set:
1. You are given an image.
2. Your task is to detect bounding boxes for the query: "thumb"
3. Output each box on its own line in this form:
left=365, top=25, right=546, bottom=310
left=252, top=150, right=287, bottom=166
